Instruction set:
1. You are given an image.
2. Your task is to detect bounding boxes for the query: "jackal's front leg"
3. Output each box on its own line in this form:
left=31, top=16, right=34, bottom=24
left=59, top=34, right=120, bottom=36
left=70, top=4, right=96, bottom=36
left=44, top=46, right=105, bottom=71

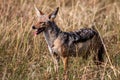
left=52, top=54, right=60, bottom=80
left=61, top=57, right=69, bottom=80
left=53, top=55, right=60, bottom=73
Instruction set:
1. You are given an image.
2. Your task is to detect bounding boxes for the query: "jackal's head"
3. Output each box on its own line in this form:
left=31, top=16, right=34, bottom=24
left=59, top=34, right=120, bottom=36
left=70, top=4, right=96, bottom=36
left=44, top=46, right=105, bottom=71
left=32, top=6, right=59, bottom=35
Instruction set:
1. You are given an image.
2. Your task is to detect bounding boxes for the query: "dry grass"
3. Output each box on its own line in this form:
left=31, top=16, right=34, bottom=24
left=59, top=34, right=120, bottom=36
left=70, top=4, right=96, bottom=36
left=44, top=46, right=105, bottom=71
left=0, top=0, right=120, bottom=80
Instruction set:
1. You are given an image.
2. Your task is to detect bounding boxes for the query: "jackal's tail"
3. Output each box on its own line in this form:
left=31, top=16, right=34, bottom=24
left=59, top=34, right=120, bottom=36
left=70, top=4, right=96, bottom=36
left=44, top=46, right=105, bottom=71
left=91, top=25, right=105, bottom=64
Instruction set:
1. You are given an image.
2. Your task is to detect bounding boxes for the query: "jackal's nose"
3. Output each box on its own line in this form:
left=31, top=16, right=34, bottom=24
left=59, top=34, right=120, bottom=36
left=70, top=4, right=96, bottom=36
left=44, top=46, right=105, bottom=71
left=32, top=26, right=36, bottom=29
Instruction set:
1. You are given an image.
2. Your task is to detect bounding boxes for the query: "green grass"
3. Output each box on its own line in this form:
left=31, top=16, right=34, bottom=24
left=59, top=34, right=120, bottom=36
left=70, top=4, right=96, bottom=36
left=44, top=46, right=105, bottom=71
left=0, top=0, right=120, bottom=80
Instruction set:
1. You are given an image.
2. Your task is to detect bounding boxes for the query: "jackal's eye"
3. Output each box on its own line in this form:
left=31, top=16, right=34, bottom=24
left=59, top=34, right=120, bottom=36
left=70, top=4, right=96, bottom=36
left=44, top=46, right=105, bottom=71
left=40, top=22, right=45, bottom=26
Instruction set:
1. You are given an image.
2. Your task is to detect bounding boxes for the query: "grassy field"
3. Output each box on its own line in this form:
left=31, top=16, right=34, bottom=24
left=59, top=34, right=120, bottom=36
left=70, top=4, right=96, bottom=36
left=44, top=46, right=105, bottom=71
left=0, top=0, right=120, bottom=80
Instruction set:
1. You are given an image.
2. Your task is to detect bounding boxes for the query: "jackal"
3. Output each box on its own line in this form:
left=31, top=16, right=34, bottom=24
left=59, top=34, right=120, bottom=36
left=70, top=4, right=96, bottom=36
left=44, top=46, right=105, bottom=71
left=32, top=7, right=105, bottom=80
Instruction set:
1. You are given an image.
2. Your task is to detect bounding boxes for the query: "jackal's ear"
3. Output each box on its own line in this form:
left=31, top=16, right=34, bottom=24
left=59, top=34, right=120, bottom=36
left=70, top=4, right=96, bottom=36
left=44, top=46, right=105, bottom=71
left=34, top=5, right=44, bottom=17
left=49, top=7, right=59, bottom=20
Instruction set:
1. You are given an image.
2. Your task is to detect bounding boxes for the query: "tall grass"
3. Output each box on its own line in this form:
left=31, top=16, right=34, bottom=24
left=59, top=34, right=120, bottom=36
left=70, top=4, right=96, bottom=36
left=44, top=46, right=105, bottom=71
left=0, top=0, right=120, bottom=80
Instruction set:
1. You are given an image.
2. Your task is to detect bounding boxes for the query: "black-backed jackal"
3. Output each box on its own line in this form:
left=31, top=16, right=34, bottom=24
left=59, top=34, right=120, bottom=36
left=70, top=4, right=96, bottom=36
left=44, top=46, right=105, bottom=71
left=32, top=7, right=105, bottom=80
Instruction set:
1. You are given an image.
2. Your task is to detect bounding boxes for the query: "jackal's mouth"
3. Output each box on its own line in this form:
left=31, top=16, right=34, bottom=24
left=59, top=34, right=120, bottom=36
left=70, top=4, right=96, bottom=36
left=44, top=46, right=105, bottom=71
left=34, top=27, right=45, bottom=35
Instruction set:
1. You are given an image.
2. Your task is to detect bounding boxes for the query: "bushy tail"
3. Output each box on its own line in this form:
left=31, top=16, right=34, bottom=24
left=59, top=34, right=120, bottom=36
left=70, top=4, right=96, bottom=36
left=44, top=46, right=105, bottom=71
left=91, top=25, right=105, bottom=64
left=98, top=44, right=105, bottom=63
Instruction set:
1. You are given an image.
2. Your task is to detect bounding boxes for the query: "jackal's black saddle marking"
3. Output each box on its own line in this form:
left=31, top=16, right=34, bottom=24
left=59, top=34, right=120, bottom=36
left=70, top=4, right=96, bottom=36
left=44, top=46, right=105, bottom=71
left=59, top=28, right=97, bottom=46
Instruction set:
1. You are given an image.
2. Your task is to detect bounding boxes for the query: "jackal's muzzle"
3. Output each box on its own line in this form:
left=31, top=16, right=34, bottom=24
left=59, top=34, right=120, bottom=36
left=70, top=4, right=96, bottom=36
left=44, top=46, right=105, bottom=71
left=32, top=26, right=45, bottom=35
